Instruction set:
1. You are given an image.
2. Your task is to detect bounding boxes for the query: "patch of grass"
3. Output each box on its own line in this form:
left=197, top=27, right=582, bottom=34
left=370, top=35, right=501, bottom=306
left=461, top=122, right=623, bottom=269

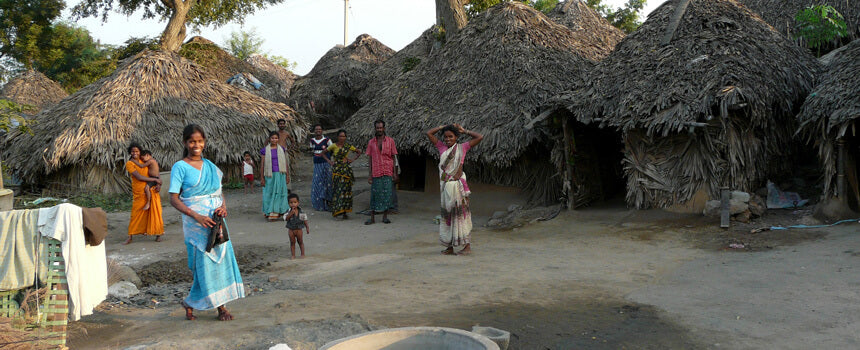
left=223, top=178, right=245, bottom=190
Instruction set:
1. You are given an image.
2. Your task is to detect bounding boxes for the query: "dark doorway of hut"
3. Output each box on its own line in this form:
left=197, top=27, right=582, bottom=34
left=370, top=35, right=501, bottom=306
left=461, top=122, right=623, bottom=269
left=566, top=121, right=625, bottom=209
left=843, top=132, right=860, bottom=212
left=397, top=152, right=429, bottom=192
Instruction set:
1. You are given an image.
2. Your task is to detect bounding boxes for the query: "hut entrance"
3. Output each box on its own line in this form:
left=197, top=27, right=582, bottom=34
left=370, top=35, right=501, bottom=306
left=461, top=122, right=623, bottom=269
left=568, top=121, right=625, bottom=208
left=843, top=132, right=860, bottom=212
left=397, top=152, right=431, bottom=192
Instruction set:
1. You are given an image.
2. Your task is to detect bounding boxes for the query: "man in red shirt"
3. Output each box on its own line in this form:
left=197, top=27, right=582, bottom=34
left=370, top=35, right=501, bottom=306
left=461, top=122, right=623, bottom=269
left=365, top=120, right=398, bottom=225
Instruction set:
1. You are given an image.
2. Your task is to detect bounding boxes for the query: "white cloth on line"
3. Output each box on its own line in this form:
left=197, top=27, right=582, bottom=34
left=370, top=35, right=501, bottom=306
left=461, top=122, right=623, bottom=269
left=38, top=203, right=108, bottom=321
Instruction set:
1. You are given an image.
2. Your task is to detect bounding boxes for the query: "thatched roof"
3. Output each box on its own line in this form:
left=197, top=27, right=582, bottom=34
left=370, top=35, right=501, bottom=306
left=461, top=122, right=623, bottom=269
left=556, top=0, right=819, bottom=135
left=547, top=0, right=625, bottom=49
left=179, top=36, right=290, bottom=103
left=344, top=2, right=620, bottom=202
left=288, top=34, right=395, bottom=128
left=347, top=1, right=617, bottom=167
left=797, top=39, right=860, bottom=197
left=0, top=70, right=68, bottom=113
left=245, top=53, right=299, bottom=96
left=3, top=50, right=305, bottom=193
left=552, top=0, right=820, bottom=209
left=738, top=0, right=860, bottom=40
left=358, top=28, right=436, bottom=105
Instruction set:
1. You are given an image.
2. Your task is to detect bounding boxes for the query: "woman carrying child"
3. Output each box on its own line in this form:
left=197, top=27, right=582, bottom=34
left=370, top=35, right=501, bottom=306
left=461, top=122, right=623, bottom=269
left=260, top=131, right=290, bottom=221
left=124, top=143, right=164, bottom=245
left=324, top=130, right=362, bottom=219
left=425, top=124, right=483, bottom=255
left=169, top=124, right=244, bottom=321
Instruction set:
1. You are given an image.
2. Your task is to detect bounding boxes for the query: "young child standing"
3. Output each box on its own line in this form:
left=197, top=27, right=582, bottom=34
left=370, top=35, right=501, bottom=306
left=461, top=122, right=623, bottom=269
left=283, top=193, right=309, bottom=259
left=131, top=150, right=160, bottom=210
left=242, top=151, right=255, bottom=194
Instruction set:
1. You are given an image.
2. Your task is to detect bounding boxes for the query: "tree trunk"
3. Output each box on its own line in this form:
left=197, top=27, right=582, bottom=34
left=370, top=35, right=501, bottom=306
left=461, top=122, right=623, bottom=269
left=160, top=0, right=195, bottom=52
left=435, top=0, right=468, bottom=38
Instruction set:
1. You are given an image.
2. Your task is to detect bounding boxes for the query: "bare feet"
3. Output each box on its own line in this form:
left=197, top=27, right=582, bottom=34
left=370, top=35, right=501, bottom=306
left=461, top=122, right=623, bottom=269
left=290, top=256, right=295, bottom=260
left=457, top=244, right=471, bottom=256
left=123, top=236, right=132, bottom=245
left=154, top=235, right=162, bottom=242
left=217, top=306, right=233, bottom=321
left=181, top=301, right=196, bottom=320
left=441, top=247, right=455, bottom=255
left=299, top=255, right=305, bottom=259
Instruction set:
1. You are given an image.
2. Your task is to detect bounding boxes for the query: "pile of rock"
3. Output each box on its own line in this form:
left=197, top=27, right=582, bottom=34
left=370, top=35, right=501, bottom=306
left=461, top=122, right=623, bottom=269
left=703, top=191, right=766, bottom=223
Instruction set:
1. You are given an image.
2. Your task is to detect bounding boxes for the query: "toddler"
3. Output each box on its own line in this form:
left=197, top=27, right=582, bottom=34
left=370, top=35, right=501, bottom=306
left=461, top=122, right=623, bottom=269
left=132, top=150, right=160, bottom=210
left=283, top=193, right=309, bottom=259
left=242, top=151, right=255, bottom=194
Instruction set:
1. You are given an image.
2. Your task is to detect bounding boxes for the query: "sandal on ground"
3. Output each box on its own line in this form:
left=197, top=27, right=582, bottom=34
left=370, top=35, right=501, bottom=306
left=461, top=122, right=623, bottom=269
left=217, top=306, right=233, bottom=321
left=382, top=218, right=391, bottom=224
left=364, top=219, right=375, bottom=225
left=154, top=236, right=162, bottom=242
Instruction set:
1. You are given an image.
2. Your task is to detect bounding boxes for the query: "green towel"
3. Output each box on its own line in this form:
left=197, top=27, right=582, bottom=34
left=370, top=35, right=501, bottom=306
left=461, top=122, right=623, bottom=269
left=0, top=209, right=48, bottom=291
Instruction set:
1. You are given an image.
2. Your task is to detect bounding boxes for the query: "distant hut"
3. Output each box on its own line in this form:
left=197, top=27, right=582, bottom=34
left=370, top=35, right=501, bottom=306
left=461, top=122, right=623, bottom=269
left=738, top=0, right=860, bottom=41
left=797, top=39, right=860, bottom=212
left=246, top=53, right=299, bottom=97
left=3, top=50, right=305, bottom=194
left=289, top=34, right=395, bottom=129
left=344, top=2, right=622, bottom=203
left=554, top=0, right=819, bottom=210
left=0, top=70, right=68, bottom=113
left=359, top=28, right=436, bottom=105
left=179, top=36, right=290, bottom=103
left=547, top=0, right=625, bottom=48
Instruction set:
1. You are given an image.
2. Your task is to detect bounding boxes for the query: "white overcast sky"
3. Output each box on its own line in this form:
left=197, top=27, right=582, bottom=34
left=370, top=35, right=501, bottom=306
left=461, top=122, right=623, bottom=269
left=67, top=0, right=664, bottom=75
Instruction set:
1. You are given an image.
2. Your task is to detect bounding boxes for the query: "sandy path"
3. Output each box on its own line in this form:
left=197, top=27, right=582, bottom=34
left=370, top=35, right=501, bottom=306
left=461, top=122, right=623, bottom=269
left=65, top=156, right=860, bottom=349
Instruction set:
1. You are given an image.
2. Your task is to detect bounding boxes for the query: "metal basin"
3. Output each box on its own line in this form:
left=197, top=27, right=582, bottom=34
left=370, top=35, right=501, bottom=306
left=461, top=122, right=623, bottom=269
left=320, top=327, right=500, bottom=350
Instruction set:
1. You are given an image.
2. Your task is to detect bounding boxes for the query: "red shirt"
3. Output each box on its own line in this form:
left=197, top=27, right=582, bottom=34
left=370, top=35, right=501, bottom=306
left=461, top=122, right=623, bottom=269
left=366, top=136, right=398, bottom=178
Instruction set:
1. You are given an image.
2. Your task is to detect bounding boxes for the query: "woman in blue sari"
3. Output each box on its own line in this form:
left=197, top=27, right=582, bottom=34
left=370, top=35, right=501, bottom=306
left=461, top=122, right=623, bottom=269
left=169, top=124, right=244, bottom=321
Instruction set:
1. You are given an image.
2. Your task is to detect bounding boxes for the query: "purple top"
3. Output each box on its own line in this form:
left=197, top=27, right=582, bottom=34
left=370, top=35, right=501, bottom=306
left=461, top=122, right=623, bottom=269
left=435, top=141, right=471, bottom=164
left=260, top=146, right=282, bottom=172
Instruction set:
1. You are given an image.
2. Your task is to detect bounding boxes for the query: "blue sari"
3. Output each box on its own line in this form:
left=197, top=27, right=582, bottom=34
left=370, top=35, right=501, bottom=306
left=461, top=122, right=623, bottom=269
left=169, top=159, right=245, bottom=310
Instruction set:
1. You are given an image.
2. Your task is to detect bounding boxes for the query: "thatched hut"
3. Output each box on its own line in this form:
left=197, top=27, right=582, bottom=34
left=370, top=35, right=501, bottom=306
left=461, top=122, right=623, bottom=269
left=344, top=2, right=622, bottom=203
left=797, top=39, right=860, bottom=212
left=179, top=36, right=290, bottom=103
left=547, top=0, right=625, bottom=48
left=554, top=0, right=819, bottom=210
left=738, top=0, right=860, bottom=41
left=0, top=70, right=68, bottom=113
left=3, top=50, right=304, bottom=194
left=245, top=53, right=299, bottom=97
left=288, top=34, right=395, bottom=129
left=359, top=28, right=437, bottom=105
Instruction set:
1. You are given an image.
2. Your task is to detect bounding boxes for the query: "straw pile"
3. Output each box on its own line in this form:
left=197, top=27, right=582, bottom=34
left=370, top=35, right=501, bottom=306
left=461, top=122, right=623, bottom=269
left=3, top=50, right=305, bottom=193
left=288, top=34, right=395, bottom=129
left=554, top=0, right=819, bottom=209
left=345, top=2, right=622, bottom=203
left=797, top=39, right=860, bottom=200
left=0, top=70, right=68, bottom=113
left=179, top=36, right=290, bottom=103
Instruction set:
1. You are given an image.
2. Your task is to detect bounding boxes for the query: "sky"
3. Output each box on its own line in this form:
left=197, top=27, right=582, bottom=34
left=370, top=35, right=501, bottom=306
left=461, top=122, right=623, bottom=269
left=68, top=0, right=664, bottom=75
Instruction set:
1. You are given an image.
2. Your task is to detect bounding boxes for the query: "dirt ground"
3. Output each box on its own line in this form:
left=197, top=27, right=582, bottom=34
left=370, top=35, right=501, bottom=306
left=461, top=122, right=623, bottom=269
left=62, top=155, right=860, bottom=350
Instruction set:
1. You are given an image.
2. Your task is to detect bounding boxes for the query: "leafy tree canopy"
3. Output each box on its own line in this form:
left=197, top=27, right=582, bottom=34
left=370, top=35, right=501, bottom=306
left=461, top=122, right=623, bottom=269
left=0, top=0, right=65, bottom=65
left=463, top=0, right=645, bottom=33
left=224, top=28, right=297, bottom=71
left=794, top=5, right=847, bottom=56
left=34, top=22, right=115, bottom=93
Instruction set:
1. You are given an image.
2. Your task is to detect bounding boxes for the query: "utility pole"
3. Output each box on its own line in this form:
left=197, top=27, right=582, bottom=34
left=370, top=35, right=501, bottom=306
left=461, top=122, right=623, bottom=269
left=344, top=0, right=349, bottom=46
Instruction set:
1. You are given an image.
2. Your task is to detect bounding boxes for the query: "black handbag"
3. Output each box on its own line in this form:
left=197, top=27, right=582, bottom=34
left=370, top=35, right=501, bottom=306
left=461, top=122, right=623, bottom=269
left=206, top=213, right=230, bottom=252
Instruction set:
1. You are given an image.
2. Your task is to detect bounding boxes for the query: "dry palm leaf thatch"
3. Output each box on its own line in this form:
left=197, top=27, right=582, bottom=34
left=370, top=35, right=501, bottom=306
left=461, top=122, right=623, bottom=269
left=554, top=0, right=819, bottom=209
left=738, top=0, right=860, bottom=40
left=0, top=70, right=68, bottom=113
left=3, top=50, right=305, bottom=194
left=345, top=2, right=619, bottom=203
left=359, top=27, right=437, bottom=105
left=547, top=0, right=625, bottom=49
left=245, top=53, right=299, bottom=96
left=288, top=34, right=395, bottom=128
left=179, top=36, right=290, bottom=103
left=797, top=38, right=860, bottom=199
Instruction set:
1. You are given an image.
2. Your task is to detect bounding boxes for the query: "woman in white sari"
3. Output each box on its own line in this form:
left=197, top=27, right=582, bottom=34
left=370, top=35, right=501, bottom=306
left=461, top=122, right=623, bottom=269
left=426, top=124, right=483, bottom=255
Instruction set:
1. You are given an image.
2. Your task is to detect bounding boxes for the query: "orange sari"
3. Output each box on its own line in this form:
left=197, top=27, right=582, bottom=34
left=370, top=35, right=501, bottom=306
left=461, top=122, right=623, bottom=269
left=126, top=161, right=164, bottom=236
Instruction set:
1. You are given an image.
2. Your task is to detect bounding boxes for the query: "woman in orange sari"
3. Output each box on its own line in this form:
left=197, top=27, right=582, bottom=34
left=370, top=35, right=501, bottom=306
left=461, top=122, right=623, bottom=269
left=124, top=143, right=165, bottom=244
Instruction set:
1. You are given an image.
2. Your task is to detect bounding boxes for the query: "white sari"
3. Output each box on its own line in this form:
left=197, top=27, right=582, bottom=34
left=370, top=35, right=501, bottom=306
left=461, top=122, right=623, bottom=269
left=439, top=143, right=472, bottom=247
